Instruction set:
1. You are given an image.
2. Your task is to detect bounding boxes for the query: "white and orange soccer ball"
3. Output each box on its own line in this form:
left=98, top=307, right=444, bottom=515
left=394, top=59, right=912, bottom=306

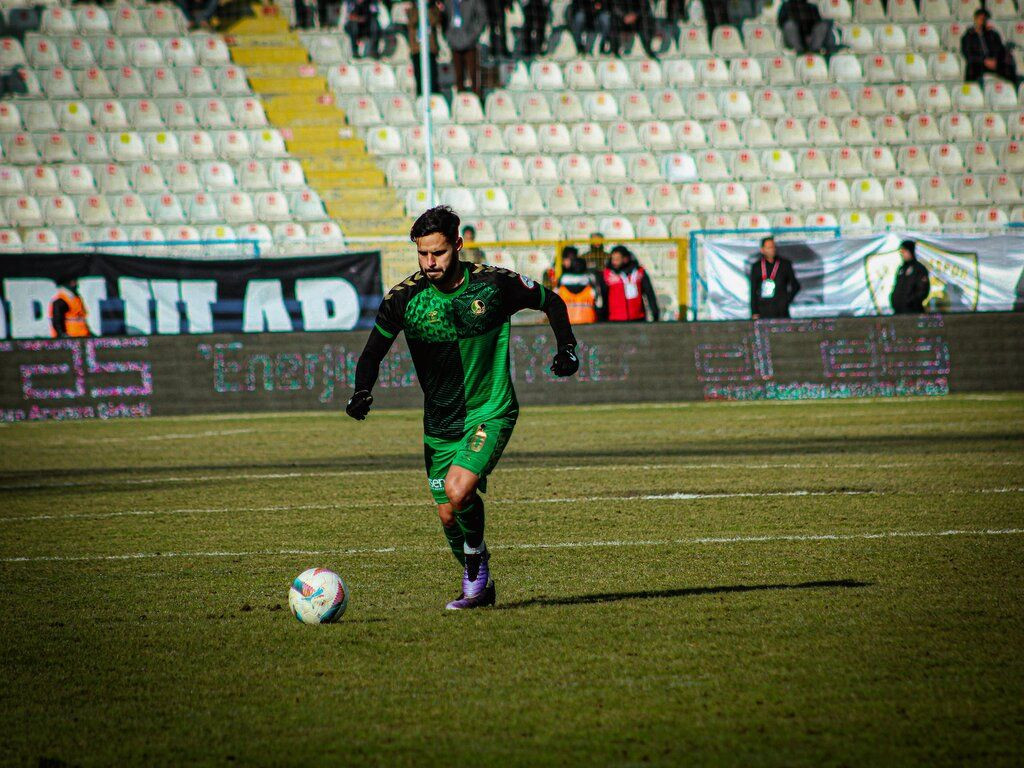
left=288, top=568, right=349, bottom=624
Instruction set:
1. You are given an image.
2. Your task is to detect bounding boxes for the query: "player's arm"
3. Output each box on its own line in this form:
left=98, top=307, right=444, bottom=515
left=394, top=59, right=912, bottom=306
left=501, top=270, right=579, bottom=377
left=346, top=295, right=403, bottom=420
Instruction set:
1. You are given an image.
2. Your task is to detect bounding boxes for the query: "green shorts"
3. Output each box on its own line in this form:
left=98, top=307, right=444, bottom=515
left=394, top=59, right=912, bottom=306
left=423, top=416, right=517, bottom=505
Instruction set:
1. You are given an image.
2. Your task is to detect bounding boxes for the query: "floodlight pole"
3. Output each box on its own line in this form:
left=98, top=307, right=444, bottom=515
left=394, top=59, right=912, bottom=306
left=417, top=0, right=435, bottom=207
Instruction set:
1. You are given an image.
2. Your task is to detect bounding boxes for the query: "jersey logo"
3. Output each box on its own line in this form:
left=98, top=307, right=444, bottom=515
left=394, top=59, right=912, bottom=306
left=427, top=310, right=440, bottom=323
left=470, top=299, right=486, bottom=315
left=519, top=274, right=536, bottom=289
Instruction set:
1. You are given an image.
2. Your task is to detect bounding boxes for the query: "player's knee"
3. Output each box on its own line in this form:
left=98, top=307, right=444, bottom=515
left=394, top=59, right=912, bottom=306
left=445, top=480, right=475, bottom=509
left=437, top=503, right=456, bottom=527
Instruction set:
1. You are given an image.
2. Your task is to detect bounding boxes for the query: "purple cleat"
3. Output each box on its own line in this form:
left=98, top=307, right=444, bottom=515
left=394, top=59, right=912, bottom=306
left=446, top=550, right=495, bottom=610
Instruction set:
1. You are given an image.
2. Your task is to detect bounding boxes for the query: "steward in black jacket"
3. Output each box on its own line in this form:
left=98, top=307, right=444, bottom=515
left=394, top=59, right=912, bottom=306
left=750, top=237, right=800, bottom=319
left=890, top=240, right=930, bottom=314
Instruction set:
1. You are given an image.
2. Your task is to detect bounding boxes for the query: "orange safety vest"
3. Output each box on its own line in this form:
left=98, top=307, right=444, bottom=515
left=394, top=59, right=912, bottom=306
left=49, top=287, right=90, bottom=337
left=557, top=284, right=597, bottom=325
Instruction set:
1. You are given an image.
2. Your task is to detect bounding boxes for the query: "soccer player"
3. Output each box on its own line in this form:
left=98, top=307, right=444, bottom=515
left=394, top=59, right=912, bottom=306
left=346, top=206, right=579, bottom=610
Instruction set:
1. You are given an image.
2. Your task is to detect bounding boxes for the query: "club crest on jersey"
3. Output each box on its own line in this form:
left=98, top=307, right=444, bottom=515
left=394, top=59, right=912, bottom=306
left=519, top=274, right=536, bottom=289
left=470, top=299, right=486, bottom=315
left=427, top=310, right=440, bottom=323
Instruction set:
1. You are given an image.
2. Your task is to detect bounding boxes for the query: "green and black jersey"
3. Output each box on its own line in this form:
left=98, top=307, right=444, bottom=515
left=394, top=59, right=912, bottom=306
left=367, top=262, right=555, bottom=439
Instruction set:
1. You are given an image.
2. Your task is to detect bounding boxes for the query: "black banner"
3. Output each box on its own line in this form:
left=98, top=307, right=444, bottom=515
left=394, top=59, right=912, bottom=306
left=1, top=313, right=1022, bottom=422
left=0, top=251, right=382, bottom=338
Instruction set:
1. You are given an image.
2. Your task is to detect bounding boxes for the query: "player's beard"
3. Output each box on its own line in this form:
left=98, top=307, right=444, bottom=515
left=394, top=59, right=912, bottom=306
left=422, top=256, right=459, bottom=285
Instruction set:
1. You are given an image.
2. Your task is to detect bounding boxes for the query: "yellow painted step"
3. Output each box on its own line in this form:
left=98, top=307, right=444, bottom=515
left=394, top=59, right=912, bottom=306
left=263, top=95, right=344, bottom=125
left=306, top=169, right=385, bottom=188
left=341, top=220, right=410, bottom=237
left=288, top=137, right=365, bottom=156
left=285, top=125, right=359, bottom=144
left=230, top=46, right=308, bottom=66
left=320, top=188, right=394, bottom=204
left=225, top=33, right=299, bottom=46
left=248, top=75, right=326, bottom=94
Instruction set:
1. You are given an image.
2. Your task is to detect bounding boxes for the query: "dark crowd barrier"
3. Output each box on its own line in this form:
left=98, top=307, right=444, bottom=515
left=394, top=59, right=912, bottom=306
left=1, top=312, right=1022, bottom=421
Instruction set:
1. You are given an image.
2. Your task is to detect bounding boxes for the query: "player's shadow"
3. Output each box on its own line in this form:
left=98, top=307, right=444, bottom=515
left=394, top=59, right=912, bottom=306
left=494, top=579, right=870, bottom=610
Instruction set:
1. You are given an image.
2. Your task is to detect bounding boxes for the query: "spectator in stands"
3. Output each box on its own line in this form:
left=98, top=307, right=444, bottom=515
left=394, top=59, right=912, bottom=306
left=175, top=0, right=223, bottom=30
left=961, top=8, right=1021, bottom=88
left=602, top=246, right=659, bottom=322
left=703, top=0, right=730, bottom=41
left=611, top=0, right=659, bottom=58
left=521, top=0, right=549, bottom=56
left=557, top=249, right=602, bottom=324
left=890, top=240, right=931, bottom=315
left=444, top=0, right=486, bottom=95
left=344, top=0, right=383, bottom=58
left=582, top=231, right=607, bottom=270
left=49, top=279, right=90, bottom=339
left=778, top=0, right=838, bottom=55
left=294, top=0, right=338, bottom=29
left=749, top=236, right=800, bottom=319
left=462, top=225, right=486, bottom=264
left=484, top=0, right=510, bottom=56
left=568, top=0, right=614, bottom=55
left=408, top=0, right=443, bottom=94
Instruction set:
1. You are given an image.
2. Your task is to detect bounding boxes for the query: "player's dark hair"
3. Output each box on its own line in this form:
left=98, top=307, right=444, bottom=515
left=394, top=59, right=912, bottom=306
left=760, top=236, right=775, bottom=247
left=411, top=206, right=461, bottom=246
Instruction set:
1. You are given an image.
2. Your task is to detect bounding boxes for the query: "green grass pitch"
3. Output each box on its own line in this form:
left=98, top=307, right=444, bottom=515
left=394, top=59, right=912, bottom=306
left=1, top=395, right=1022, bottom=766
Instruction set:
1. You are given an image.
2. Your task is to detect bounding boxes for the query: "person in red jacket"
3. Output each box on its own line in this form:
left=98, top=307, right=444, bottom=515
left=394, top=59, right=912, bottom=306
left=600, top=245, right=659, bottom=322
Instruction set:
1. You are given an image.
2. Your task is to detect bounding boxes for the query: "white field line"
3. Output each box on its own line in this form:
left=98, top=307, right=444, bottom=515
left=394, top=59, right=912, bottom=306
left=2, top=487, right=1022, bottom=525
left=2, top=528, right=1022, bottom=564
left=3, top=459, right=1023, bottom=492
left=63, top=428, right=256, bottom=444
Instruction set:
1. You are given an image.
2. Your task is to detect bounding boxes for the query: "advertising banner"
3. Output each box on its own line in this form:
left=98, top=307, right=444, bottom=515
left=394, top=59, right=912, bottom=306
left=0, top=251, right=382, bottom=338
left=702, top=233, right=1024, bottom=320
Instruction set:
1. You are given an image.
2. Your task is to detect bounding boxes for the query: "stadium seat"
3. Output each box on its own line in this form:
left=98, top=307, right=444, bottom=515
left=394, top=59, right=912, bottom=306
left=429, top=157, right=457, bottom=187
left=514, top=186, right=547, bottom=215
left=219, top=191, right=254, bottom=224
left=886, top=176, right=920, bottom=206
left=731, top=57, right=763, bottom=87
left=887, top=84, right=919, bottom=114
left=866, top=54, right=897, bottom=83
left=364, top=62, right=397, bottom=92
left=616, top=184, right=649, bottom=214
left=651, top=183, right=684, bottom=213
left=906, top=113, right=941, bottom=143
left=290, top=189, right=326, bottom=221
left=919, top=174, right=953, bottom=205
left=765, top=148, right=798, bottom=178
left=975, top=112, right=1007, bottom=140
left=1002, top=141, right=1024, bottom=173
left=830, top=54, right=864, bottom=82
left=96, top=163, right=130, bottom=194
left=745, top=23, right=781, bottom=54
left=607, top=119, right=641, bottom=155
left=784, top=179, right=818, bottom=210
left=59, top=164, right=95, bottom=195
left=198, top=36, right=230, bottom=66
left=697, top=149, right=729, bottom=181
left=774, top=117, right=808, bottom=146
left=115, top=192, right=151, bottom=224
left=531, top=62, right=564, bottom=90
left=134, top=100, right=167, bottom=131
left=990, top=174, right=1022, bottom=204
left=855, top=0, right=886, bottom=20
left=518, top=93, right=552, bottom=123
left=909, top=23, right=942, bottom=50
left=738, top=212, right=772, bottom=230
left=844, top=24, right=875, bottom=53
left=251, top=129, right=286, bottom=158
left=839, top=114, right=874, bottom=145
left=26, top=165, right=59, bottom=196
left=43, top=66, right=79, bottom=99
left=856, top=86, right=887, bottom=116
left=940, top=112, right=973, bottom=140
left=809, top=116, right=842, bottom=145
left=134, top=163, right=167, bottom=194
left=682, top=182, right=716, bottom=212
left=669, top=213, right=703, bottom=236
left=687, top=90, right=719, bottom=120
left=573, top=122, right=607, bottom=152
left=452, top=93, right=485, bottom=125
left=632, top=59, right=664, bottom=88
left=151, top=192, right=186, bottom=224
left=458, top=156, right=491, bottom=186
left=526, top=155, right=559, bottom=183
left=767, top=56, right=797, bottom=85
left=642, top=120, right=677, bottom=150
left=796, top=54, right=829, bottom=83
left=877, top=24, right=908, bottom=51
left=819, top=178, right=853, bottom=207
left=540, top=123, right=573, bottom=154
left=874, top=114, right=908, bottom=143
left=553, top=92, right=585, bottom=122
left=27, top=37, right=60, bottom=68
left=679, top=26, right=712, bottom=56
left=865, top=145, right=898, bottom=175
left=636, top=214, right=669, bottom=238
left=663, top=152, right=698, bottom=182
left=597, top=60, right=632, bottom=89
left=665, top=59, right=697, bottom=87
left=718, top=182, right=751, bottom=211
left=955, top=174, right=989, bottom=205
left=547, top=185, right=581, bottom=215
left=921, top=0, right=952, bottom=18
left=187, top=191, right=221, bottom=223
left=80, top=194, right=114, bottom=226
left=976, top=206, right=1009, bottom=229
left=113, top=66, right=147, bottom=97
left=897, top=145, right=931, bottom=175
left=755, top=88, right=786, bottom=118
left=79, top=66, right=115, bottom=98
left=558, top=153, right=593, bottom=183
left=712, top=25, right=745, bottom=56
left=752, top=181, right=785, bottom=211
left=721, top=89, right=753, bottom=119
left=629, top=153, right=662, bottom=183
left=23, top=102, right=57, bottom=133
left=742, top=117, right=776, bottom=147
left=698, top=57, right=730, bottom=86
left=709, top=119, right=741, bottom=148
left=594, top=153, right=628, bottom=183
left=798, top=147, right=831, bottom=178
left=967, top=141, right=998, bottom=172
left=199, top=160, right=236, bottom=192
left=931, top=52, right=962, bottom=80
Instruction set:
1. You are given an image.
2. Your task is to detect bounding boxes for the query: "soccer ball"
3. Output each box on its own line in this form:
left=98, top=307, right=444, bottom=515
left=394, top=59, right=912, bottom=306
left=288, top=568, right=349, bottom=624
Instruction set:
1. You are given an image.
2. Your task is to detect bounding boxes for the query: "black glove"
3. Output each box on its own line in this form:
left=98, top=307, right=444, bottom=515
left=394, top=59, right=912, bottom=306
left=550, top=344, right=579, bottom=377
left=346, top=389, right=373, bottom=420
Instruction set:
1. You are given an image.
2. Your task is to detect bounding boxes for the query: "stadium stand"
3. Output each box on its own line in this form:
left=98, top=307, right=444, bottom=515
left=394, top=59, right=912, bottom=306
left=0, top=0, right=1020, bottom=270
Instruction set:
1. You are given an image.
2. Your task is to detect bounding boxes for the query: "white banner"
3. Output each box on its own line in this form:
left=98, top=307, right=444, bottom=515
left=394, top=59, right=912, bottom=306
left=702, top=233, right=1024, bottom=320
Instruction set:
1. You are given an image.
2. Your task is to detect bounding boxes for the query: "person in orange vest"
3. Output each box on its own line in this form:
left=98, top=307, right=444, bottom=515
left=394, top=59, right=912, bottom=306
left=556, top=247, right=601, bottom=325
left=601, top=245, right=659, bottom=322
left=49, top=278, right=90, bottom=338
